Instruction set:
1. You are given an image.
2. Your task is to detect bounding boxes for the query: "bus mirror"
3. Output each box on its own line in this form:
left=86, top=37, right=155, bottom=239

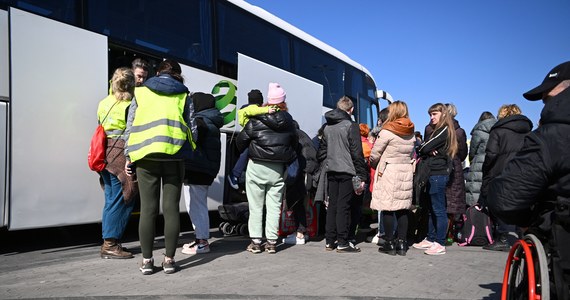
left=376, top=90, right=393, bottom=104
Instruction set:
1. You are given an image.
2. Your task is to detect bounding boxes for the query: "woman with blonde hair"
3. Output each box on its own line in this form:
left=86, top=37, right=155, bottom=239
left=479, top=104, right=532, bottom=251
left=97, top=67, right=138, bottom=259
left=370, top=101, right=415, bottom=255
left=412, top=103, right=457, bottom=255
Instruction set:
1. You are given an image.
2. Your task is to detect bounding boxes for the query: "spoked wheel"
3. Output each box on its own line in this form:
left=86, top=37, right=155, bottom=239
left=501, top=234, right=549, bottom=300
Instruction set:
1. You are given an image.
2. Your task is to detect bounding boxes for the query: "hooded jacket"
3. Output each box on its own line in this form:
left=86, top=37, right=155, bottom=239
left=184, top=107, right=223, bottom=185
left=489, top=87, right=570, bottom=232
left=236, top=110, right=297, bottom=163
left=317, top=108, right=368, bottom=182
left=479, top=114, right=533, bottom=205
left=124, top=74, right=197, bottom=160
left=369, top=118, right=415, bottom=211
left=465, top=118, right=497, bottom=206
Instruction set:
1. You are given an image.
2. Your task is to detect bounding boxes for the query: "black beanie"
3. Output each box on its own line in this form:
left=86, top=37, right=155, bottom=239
left=248, top=89, right=263, bottom=106
left=192, top=92, right=215, bottom=112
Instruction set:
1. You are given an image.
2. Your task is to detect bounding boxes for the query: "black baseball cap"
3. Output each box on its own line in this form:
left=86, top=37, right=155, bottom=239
left=523, top=61, right=570, bottom=101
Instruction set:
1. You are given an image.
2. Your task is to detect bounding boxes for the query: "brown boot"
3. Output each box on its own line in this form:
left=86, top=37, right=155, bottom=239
left=101, top=239, right=134, bottom=259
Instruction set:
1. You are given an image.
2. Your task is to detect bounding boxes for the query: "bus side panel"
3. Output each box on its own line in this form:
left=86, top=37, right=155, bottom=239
left=0, top=9, right=8, bottom=97
left=1, top=9, right=8, bottom=227
left=9, top=9, right=108, bottom=230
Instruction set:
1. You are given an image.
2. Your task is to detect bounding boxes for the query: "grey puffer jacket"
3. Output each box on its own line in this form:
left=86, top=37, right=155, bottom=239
left=465, top=118, right=496, bottom=206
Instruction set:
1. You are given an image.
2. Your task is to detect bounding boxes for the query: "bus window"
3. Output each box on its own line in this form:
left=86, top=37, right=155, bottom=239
left=216, top=1, right=291, bottom=78
left=293, top=39, right=345, bottom=109
left=5, top=0, right=78, bottom=25
left=86, top=0, right=213, bottom=69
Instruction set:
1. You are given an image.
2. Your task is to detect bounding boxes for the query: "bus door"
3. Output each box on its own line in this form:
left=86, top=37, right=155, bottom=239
left=1, top=9, right=9, bottom=227
left=8, top=8, right=107, bottom=230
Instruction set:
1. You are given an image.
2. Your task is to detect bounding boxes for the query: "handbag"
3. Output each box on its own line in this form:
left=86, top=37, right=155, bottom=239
left=88, top=101, right=119, bottom=172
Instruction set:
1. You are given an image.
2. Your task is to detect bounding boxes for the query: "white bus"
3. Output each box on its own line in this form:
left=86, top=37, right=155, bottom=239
left=0, top=0, right=390, bottom=230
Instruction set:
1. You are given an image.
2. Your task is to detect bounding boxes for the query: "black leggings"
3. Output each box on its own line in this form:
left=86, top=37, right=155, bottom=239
left=383, top=209, right=408, bottom=241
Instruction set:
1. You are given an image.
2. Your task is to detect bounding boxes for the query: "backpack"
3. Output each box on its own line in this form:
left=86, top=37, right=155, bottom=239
left=284, top=156, right=300, bottom=186
left=88, top=100, right=119, bottom=172
left=87, top=124, right=107, bottom=172
left=457, top=204, right=494, bottom=246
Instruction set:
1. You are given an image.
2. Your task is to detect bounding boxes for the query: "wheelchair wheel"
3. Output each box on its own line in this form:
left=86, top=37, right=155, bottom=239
left=524, top=234, right=550, bottom=299
left=502, top=234, right=550, bottom=300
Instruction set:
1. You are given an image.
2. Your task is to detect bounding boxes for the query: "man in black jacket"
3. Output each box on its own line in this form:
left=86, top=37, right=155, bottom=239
left=488, top=61, right=570, bottom=298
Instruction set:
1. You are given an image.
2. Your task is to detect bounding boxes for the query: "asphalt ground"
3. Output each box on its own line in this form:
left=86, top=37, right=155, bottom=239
left=0, top=213, right=507, bottom=300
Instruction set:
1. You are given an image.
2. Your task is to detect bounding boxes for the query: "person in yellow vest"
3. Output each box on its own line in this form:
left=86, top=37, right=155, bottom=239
left=97, top=67, right=138, bottom=260
left=124, top=59, right=197, bottom=275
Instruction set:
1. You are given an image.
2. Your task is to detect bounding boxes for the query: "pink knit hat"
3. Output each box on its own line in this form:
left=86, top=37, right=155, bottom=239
left=267, top=82, right=286, bottom=104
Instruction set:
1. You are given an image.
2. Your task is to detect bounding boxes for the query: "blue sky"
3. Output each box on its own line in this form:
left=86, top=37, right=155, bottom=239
left=245, top=0, right=570, bottom=136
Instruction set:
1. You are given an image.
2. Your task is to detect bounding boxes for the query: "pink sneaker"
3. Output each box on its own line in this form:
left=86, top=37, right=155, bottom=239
left=424, top=242, right=446, bottom=255
left=412, top=239, right=434, bottom=250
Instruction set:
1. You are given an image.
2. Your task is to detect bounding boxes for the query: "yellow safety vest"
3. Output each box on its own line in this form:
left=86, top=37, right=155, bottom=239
left=97, top=95, right=131, bottom=139
left=127, top=87, right=194, bottom=162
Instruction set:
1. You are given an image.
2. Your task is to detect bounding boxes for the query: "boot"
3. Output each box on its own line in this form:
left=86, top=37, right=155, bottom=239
left=379, top=239, right=396, bottom=255
left=396, top=239, right=408, bottom=256
left=101, top=238, right=134, bottom=259
left=483, top=234, right=511, bottom=252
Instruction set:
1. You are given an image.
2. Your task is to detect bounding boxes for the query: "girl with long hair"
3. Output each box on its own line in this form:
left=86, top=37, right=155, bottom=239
left=412, top=103, right=457, bottom=255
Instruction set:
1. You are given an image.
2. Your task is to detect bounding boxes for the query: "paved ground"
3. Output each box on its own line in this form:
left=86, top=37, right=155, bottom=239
left=0, top=217, right=507, bottom=300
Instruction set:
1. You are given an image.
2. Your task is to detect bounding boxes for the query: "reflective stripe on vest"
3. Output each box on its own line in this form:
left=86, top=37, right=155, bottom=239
left=127, top=87, right=190, bottom=162
left=97, top=95, right=131, bottom=139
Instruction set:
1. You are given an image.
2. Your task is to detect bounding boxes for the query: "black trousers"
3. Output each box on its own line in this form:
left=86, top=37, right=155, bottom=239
left=326, top=172, right=354, bottom=246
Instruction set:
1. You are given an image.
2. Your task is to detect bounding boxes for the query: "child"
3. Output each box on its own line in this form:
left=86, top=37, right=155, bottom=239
left=227, top=89, right=277, bottom=189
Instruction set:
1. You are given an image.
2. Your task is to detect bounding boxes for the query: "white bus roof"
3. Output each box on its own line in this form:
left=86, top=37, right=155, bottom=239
left=227, top=0, right=376, bottom=84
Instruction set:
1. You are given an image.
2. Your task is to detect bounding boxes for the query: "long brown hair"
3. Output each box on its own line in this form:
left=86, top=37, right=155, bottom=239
left=385, top=101, right=409, bottom=123
left=427, top=103, right=457, bottom=158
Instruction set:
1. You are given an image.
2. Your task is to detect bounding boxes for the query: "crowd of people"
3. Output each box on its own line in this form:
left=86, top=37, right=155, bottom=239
left=94, top=56, right=569, bottom=297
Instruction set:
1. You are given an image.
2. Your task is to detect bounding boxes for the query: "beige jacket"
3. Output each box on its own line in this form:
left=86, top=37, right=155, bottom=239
left=369, top=129, right=415, bottom=211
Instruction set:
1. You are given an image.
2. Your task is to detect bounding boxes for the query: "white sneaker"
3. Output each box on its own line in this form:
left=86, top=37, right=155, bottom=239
left=412, top=238, right=435, bottom=250
left=282, top=233, right=307, bottom=245
left=182, top=241, right=210, bottom=255
left=424, top=242, right=446, bottom=255
left=371, top=235, right=380, bottom=244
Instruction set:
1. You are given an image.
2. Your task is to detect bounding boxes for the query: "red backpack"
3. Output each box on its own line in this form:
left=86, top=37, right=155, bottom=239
left=87, top=124, right=107, bottom=172
left=88, top=101, right=118, bottom=172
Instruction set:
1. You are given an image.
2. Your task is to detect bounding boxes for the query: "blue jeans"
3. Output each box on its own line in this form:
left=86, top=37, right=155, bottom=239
left=231, top=148, right=249, bottom=178
left=427, top=175, right=448, bottom=245
left=101, top=170, right=135, bottom=239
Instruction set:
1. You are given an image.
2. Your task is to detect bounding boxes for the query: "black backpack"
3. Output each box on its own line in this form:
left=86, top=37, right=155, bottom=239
left=457, top=204, right=494, bottom=246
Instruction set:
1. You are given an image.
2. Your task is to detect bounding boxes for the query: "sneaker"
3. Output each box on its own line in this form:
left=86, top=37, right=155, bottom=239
left=482, top=240, right=511, bottom=252
left=139, top=258, right=154, bottom=275
left=182, top=241, right=210, bottom=255
left=162, top=257, right=176, bottom=274
left=246, top=241, right=262, bottom=254
left=371, top=234, right=380, bottom=245
left=412, top=238, right=434, bottom=250
left=325, top=243, right=337, bottom=251
left=283, top=233, right=307, bottom=245
left=227, top=175, right=239, bottom=190
left=336, top=242, right=361, bottom=253
left=424, top=242, right=446, bottom=255
left=265, top=241, right=277, bottom=254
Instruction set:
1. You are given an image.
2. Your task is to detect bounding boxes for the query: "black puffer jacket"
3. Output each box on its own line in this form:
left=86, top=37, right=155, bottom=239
left=489, top=87, right=570, bottom=230
left=185, top=107, right=223, bottom=185
left=479, top=114, right=533, bottom=205
left=236, top=110, right=297, bottom=163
